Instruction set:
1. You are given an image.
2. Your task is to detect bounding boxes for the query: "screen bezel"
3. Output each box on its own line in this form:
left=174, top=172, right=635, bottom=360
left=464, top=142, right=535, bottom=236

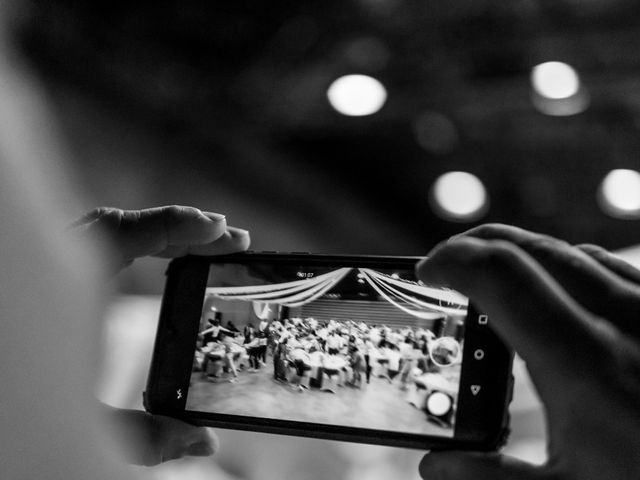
left=144, top=253, right=513, bottom=451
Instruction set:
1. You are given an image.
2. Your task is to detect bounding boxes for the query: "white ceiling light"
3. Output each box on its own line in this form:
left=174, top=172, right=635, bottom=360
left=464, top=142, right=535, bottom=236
left=327, top=74, right=387, bottom=116
left=598, top=169, right=640, bottom=219
left=531, top=62, right=580, bottom=99
left=430, top=171, right=489, bottom=222
left=530, top=61, right=589, bottom=116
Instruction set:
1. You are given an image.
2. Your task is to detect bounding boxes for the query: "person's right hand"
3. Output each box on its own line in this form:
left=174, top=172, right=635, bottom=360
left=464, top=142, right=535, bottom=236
left=416, top=224, right=640, bottom=480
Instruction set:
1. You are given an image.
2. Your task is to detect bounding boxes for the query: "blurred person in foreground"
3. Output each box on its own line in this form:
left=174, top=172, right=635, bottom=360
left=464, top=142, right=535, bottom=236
left=2, top=9, right=640, bottom=480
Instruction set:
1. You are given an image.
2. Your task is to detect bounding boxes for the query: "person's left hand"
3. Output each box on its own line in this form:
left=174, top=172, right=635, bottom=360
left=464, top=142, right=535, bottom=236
left=71, top=205, right=250, bottom=466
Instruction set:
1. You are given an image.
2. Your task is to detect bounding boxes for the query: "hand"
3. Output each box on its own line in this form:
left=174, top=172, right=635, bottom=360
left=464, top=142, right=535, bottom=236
left=416, top=224, right=640, bottom=480
left=71, top=205, right=250, bottom=272
left=72, top=206, right=250, bottom=466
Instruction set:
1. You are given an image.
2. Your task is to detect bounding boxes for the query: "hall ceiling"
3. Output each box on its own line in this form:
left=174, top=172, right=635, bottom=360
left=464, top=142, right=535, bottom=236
left=20, top=0, right=640, bottom=251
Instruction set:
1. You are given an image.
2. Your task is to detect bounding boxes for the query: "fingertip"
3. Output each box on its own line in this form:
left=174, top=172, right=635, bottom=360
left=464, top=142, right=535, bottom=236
left=227, top=226, right=251, bottom=250
left=227, top=226, right=250, bottom=239
left=171, top=207, right=227, bottom=244
left=415, top=255, right=430, bottom=282
left=419, top=451, right=464, bottom=479
left=207, top=427, right=221, bottom=453
left=185, top=441, right=214, bottom=457
left=415, top=236, right=489, bottom=286
left=415, top=238, right=451, bottom=279
left=184, top=427, right=219, bottom=458
left=201, top=210, right=227, bottom=223
left=228, top=226, right=249, bottom=236
left=455, top=223, right=525, bottom=240
left=419, top=451, right=539, bottom=480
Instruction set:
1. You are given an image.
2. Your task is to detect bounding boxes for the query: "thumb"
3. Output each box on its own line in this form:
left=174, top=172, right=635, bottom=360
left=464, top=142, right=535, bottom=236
left=103, top=406, right=218, bottom=466
left=419, top=451, right=542, bottom=480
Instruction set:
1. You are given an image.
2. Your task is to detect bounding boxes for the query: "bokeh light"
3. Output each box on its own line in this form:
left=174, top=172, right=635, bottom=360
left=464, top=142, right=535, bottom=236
left=430, top=171, right=488, bottom=222
left=327, top=74, right=387, bottom=116
left=530, top=61, right=589, bottom=116
left=531, top=62, right=580, bottom=99
left=598, top=169, right=640, bottom=219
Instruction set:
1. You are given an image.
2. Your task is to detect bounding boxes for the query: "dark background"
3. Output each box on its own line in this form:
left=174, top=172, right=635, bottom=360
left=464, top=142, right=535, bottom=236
left=12, top=0, right=640, bottom=291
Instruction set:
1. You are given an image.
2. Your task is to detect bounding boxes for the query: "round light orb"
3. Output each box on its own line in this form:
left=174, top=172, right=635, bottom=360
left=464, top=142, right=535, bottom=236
left=598, top=169, right=640, bottom=219
left=426, top=391, right=452, bottom=416
left=430, top=171, right=489, bottom=222
left=327, top=74, right=387, bottom=116
left=531, top=62, right=580, bottom=100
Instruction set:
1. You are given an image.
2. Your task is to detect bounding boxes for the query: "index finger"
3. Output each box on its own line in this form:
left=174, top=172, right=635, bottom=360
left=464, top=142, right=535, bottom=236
left=416, top=237, right=608, bottom=385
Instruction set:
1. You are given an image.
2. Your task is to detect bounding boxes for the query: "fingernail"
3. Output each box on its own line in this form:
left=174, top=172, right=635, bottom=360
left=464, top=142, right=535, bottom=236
left=230, top=228, right=249, bottom=236
left=202, top=212, right=226, bottom=222
left=186, top=441, right=214, bottom=456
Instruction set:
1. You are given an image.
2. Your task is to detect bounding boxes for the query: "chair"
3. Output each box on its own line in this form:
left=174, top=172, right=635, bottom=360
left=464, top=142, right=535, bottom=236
left=322, top=368, right=340, bottom=393
left=406, top=382, right=428, bottom=409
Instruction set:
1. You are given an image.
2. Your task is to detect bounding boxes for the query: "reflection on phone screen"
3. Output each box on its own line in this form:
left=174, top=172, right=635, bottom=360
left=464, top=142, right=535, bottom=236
left=185, top=263, right=468, bottom=438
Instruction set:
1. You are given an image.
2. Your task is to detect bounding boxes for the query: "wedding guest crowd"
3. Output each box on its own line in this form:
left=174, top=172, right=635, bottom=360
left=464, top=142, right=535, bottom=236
left=195, top=314, right=452, bottom=395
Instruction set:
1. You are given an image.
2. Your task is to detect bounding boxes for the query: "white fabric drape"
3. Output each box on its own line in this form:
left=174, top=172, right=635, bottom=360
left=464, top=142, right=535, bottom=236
left=358, top=268, right=467, bottom=316
left=252, top=302, right=272, bottom=319
left=205, top=267, right=467, bottom=318
left=205, top=268, right=351, bottom=307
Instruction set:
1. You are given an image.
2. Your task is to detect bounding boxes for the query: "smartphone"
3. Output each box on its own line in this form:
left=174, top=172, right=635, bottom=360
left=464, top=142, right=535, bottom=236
left=144, top=252, right=513, bottom=450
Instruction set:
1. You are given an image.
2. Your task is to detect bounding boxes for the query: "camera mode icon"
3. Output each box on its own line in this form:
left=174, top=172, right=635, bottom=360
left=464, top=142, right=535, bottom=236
left=478, top=315, right=488, bottom=325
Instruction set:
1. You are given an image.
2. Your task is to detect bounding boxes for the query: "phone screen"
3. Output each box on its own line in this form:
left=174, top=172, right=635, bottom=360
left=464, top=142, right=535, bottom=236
left=185, top=261, right=469, bottom=439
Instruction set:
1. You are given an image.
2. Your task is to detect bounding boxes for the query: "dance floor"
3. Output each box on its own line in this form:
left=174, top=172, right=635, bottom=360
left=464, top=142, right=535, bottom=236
left=186, top=363, right=453, bottom=437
